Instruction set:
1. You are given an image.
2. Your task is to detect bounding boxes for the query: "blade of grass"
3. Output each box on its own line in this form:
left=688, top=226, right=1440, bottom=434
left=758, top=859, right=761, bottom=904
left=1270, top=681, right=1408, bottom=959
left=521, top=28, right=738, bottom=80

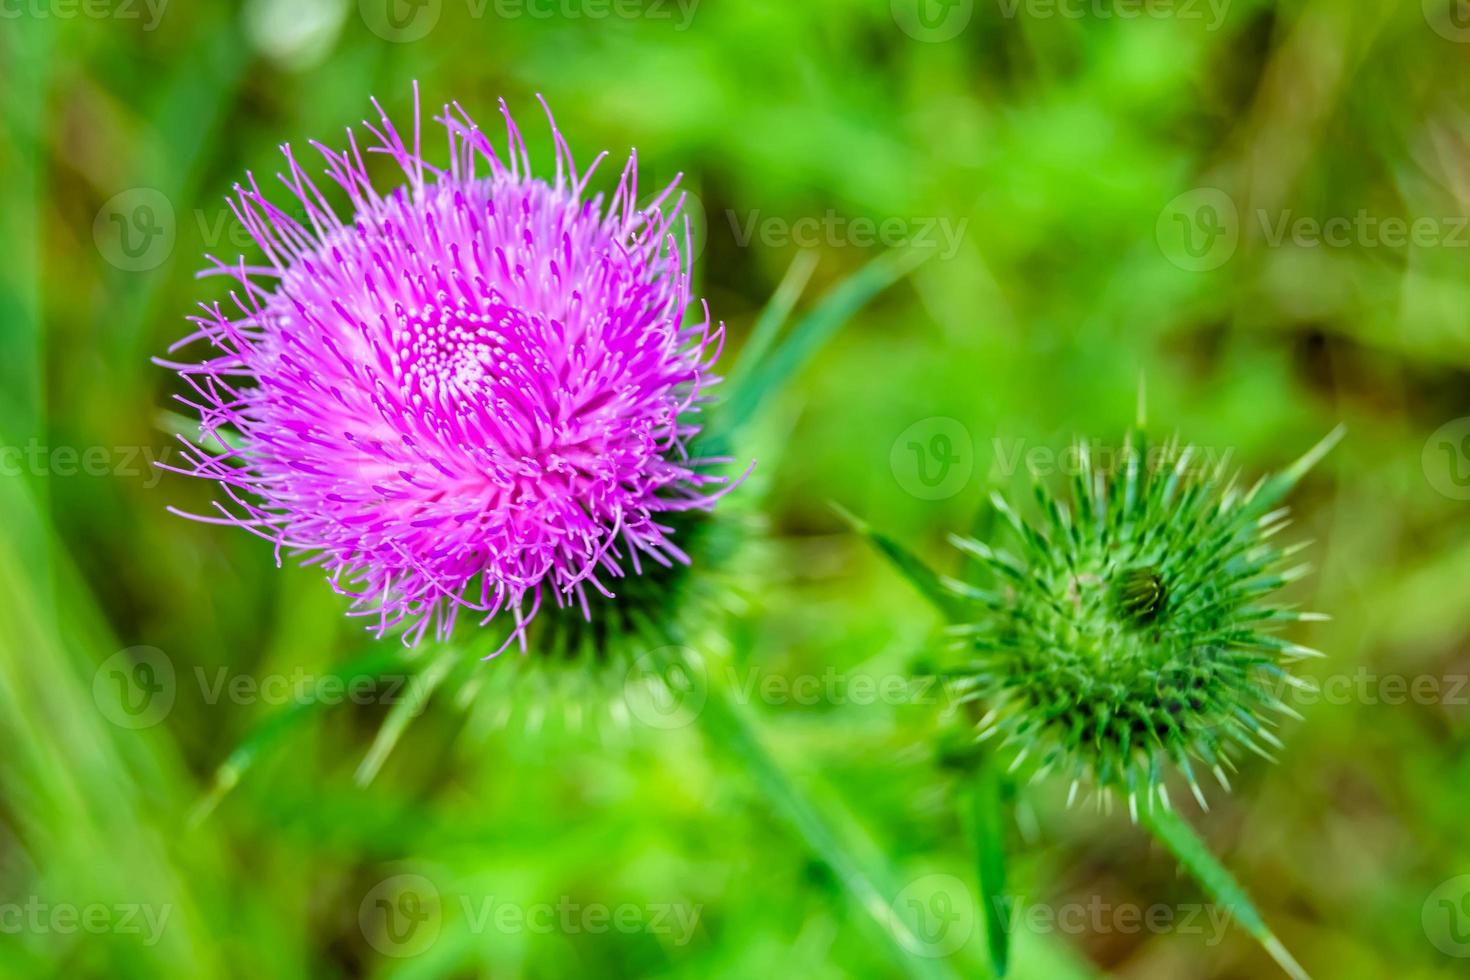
left=835, top=504, right=999, bottom=971
left=1140, top=804, right=1310, bottom=980
left=834, top=503, right=967, bottom=622
left=720, top=247, right=929, bottom=432
left=724, top=248, right=819, bottom=392
left=0, top=16, right=50, bottom=449
left=970, top=759, right=1011, bottom=977
left=652, top=644, right=961, bottom=980
left=111, top=11, right=251, bottom=376
left=355, top=645, right=460, bottom=785
left=188, top=643, right=418, bottom=825
left=0, top=467, right=236, bottom=976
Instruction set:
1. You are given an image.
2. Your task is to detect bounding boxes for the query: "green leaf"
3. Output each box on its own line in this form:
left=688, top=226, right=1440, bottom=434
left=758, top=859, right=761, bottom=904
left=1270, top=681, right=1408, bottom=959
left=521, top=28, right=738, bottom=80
left=1140, top=804, right=1310, bottom=980
left=837, top=508, right=1019, bottom=975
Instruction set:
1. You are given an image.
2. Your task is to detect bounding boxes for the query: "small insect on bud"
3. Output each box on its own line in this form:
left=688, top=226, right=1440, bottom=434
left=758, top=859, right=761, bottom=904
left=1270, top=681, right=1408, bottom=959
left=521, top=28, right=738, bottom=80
left=1111, top=566, right=1167, bottom=626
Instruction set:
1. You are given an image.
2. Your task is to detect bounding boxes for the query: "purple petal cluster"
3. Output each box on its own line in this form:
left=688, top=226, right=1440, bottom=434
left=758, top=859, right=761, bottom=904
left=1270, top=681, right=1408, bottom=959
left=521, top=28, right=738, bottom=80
left=161, top=91, right=736, bottom=651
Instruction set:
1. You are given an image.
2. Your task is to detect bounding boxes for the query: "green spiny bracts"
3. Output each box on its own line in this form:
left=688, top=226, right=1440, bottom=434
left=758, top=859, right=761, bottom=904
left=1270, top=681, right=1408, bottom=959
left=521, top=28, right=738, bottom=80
left=470, top=429, right=763, bottom=738
left=944, top=426, right=1343, bottom=817
left=522, top=507, right=759, bottom=667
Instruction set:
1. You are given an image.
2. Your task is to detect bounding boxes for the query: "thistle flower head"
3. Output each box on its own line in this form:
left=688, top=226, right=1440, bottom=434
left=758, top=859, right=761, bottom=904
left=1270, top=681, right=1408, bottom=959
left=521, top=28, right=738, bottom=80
left=159, top=89, right=737, bottom=651
left=947, top=427, right=1342, bottom=813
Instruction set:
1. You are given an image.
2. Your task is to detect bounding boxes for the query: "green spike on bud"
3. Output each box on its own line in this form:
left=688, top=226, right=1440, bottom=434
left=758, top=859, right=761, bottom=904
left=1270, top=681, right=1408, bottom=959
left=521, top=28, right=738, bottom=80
left=947, top=429, right=1340, bottom=810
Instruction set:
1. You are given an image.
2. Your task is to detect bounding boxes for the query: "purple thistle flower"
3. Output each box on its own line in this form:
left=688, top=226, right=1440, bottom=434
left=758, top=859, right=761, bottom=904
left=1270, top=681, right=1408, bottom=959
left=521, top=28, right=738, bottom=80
left=159, top=89, right=740, bottom=653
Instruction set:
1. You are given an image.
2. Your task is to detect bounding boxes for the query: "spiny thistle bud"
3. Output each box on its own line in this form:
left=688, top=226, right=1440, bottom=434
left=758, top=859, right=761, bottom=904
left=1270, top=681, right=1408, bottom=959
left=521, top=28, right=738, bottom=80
left=944, top=426, right=1342, bottom=816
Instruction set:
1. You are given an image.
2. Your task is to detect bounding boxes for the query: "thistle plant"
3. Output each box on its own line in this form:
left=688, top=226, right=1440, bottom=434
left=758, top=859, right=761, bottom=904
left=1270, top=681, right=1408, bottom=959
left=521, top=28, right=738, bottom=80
left=159, top=88, right=942, bottom=975
left=945, top=426, right=1342, bottom=816
left=158, top=87, right=739, bottom=655
left=848, top=418, right=1341, bottom=979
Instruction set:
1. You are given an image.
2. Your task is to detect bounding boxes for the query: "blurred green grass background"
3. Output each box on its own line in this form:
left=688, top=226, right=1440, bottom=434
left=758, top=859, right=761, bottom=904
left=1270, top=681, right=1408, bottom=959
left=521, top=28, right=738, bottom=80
left=2, top=0, right=1470, bottom=976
